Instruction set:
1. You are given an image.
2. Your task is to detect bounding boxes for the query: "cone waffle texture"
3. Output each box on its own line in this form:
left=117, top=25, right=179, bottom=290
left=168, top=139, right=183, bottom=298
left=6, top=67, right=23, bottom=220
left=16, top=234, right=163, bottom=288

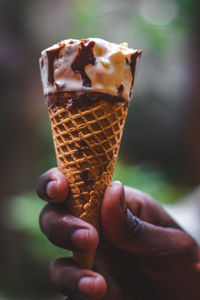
left=48, top=93, right=128, bottom=269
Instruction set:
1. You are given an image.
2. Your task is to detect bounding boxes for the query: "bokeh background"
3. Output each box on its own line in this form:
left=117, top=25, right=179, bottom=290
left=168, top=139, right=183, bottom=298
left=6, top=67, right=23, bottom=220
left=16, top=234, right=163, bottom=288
left=1, top=0, right=200, bottom=299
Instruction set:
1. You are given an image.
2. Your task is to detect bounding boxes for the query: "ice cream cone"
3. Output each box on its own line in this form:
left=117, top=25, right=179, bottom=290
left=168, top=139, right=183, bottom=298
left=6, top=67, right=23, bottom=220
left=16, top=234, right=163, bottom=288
left=39, top=38, right=142, bottom=269
left=48, top=92, right=128, bottom=268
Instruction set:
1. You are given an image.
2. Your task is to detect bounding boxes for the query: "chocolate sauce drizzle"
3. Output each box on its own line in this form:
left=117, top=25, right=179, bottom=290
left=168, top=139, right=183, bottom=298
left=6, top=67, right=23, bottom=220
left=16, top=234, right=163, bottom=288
left=130, top=51, right=142, bottom=85
left=47, top=43, right=65, bottom=84
left=129, top=80, right=134, bottom=98
left=125, top=57, right=129, bottom=65
left=128, top=51, right=142, bottom=98
left=71, top=40, right=96, bottom=87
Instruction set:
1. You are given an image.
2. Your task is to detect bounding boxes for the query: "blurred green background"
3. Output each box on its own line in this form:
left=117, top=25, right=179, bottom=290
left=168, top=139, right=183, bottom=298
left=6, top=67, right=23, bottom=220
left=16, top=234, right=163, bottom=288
left=1, top=0, right=200, bottom=299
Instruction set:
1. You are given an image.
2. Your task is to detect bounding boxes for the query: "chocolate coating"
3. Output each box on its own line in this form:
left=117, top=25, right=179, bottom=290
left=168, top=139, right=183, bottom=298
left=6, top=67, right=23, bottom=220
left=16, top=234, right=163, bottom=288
left=46, top=43, right=65, bottom=84
left=47, top=91, right=128, bottom=110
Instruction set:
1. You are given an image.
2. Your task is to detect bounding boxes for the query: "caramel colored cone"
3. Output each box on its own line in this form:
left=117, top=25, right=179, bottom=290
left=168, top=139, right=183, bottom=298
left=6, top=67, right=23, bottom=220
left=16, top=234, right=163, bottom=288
left=48, top=93, right=128, bottom=269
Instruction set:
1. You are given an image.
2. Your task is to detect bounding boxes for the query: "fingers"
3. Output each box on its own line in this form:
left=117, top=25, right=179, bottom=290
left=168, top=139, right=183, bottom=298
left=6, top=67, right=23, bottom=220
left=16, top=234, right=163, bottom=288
left=101, top=182, right=198, bottom=261
left=49, top=258, right=107, bottom=299
left=36, top=168, right=69, bottom=203
left=40, top=204, right=99, bottom=252
left=49, top=258, right=107, bottom=300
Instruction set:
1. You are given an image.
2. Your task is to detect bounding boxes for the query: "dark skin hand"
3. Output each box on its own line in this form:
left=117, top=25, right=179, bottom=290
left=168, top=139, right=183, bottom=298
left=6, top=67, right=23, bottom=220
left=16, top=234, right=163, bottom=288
left=37, top=168, right=200, bottom=300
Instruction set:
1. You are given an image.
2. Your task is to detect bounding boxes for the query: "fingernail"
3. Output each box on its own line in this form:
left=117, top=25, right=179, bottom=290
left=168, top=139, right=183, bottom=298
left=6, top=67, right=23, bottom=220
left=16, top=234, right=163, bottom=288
left=78, top=276, right=94, bottom=297
left=114, top=181, right=126, bottom=212
left=120, top=186, right=126, bottom=213
left=46, top=181, right=56, bottom=199
left=71, top=229, right=90, bottom=249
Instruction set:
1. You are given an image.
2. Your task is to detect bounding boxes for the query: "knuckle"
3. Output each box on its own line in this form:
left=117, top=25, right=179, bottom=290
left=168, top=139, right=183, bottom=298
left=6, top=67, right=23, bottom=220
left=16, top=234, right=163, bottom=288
left=48, top=260, right=71, bottom=295
left=36, top=173, right=51, bottom=200
left=49, top=259, right=58, bottom=282
left=47, top=218, right=65, bottom=246
left=39, top=204, right=51, bottom=232
left=39, top=204, right=60, bottom=237
left=50, top=264, right=80, bottom=298
left=44, top=214, right=74, bottom=250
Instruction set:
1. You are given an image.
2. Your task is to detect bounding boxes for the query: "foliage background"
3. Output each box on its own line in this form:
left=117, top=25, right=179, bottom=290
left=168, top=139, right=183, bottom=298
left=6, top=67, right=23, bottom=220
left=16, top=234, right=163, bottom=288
left=0, top=0, right=200, bottom=298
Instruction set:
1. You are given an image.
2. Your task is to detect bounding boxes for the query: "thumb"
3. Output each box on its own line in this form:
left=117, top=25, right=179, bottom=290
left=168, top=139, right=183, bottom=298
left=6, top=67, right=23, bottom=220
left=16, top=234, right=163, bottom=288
left=101, top=182, right=195, bottom=259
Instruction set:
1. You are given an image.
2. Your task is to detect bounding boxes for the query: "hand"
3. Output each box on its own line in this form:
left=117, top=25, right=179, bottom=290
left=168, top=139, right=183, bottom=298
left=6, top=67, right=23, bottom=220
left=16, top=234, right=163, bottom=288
left=37, top=168, right=200, bottom=300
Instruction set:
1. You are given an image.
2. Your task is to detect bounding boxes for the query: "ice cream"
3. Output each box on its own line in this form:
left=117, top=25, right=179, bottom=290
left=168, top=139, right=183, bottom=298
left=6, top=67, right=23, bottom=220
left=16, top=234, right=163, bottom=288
left=39, top=38, right=142, bottom=269
left=40, top=38, right=141, bottom=102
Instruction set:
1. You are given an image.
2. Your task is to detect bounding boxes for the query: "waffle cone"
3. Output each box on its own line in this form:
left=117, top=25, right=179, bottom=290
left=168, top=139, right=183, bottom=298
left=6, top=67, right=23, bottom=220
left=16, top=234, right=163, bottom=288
left=48, top=92, right=128, bottom=269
